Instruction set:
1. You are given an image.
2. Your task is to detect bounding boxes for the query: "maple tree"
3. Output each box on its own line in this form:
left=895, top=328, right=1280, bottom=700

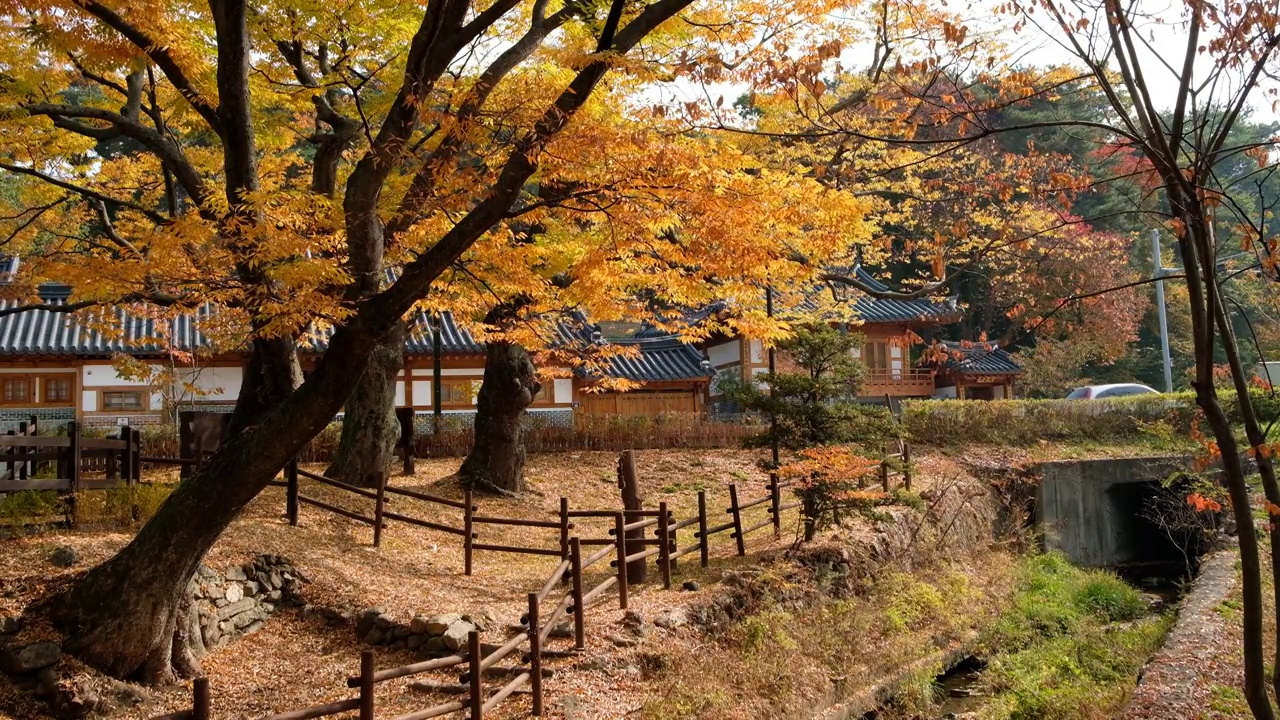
left=0, top=0, right=877, bottom=682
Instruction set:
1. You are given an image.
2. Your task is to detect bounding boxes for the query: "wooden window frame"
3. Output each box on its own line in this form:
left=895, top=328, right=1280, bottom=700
left=0, top=372, right=77, bottom=407
left=0, top=375, right=33, bottom=407
left=93, top=387, right=150, bottom=415
left=438, top=378, right=478, bottom=408
left=40, top=374, right=74, bottom=405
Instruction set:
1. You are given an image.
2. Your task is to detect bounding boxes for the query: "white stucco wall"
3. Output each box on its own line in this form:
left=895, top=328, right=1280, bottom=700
left=706, top=340, right=741, bottom=368
left=174, top=366, right=242, bottom=402
left=411, top=381, right=432, bottom=406
left=395, top=381, right=406, bottom=407
left=80, top=364, right=150, bottom=387
left=553, top=378, right=573, bottom=404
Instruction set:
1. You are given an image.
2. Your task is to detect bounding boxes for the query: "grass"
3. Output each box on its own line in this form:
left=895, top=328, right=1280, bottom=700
left=638, top=557, right=1017, bottom=720
left=975, top=553, right=1173, bottom=720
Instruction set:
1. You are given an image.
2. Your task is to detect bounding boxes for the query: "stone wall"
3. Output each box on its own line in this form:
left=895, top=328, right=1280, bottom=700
left=190, top=554, right=306, bottom=656
left=303, top=605, right=494, bottom=658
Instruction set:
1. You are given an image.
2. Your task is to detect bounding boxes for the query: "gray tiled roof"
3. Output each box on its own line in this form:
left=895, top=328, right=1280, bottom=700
left=939, top=341, right=1022, bottom=376
left=806, top=266, right=961, bottom=323
left=0, top=288, right=214, bottom=356
left=583, top=336, right=712, bottom=382
left=0, top=288, right=711, bottom=383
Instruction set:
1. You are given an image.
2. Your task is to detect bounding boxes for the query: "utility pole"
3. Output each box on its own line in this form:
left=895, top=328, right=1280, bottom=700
left=1152, top=229, right=1174, bottom=393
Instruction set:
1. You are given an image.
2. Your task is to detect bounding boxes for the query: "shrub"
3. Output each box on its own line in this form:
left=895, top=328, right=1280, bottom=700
left=0, top=490, right=65, bottom=525
left=901, top=395, right=1199, bottom=446
left=1072, top=576, right=1147, bottom=622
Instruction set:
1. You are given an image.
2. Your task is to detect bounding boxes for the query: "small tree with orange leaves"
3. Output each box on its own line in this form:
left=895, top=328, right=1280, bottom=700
left=778, top=447, right=882, bottom=540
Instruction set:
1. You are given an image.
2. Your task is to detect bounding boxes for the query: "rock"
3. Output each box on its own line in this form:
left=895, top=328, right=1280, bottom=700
left=267, top=590, right=283, bottom=603
left=390, top=640, right=406, bottom=651
left=442, top=621, right=476, bottom=650
left=681, top=580, right=701, bottom=591
left=548, top=623, right=573, bottom=639
left=0, top=615, right=20, bottom=635
left=407, top=635, right=423, bottom=651
left=49, top=545, right=78, bottom=568
left=225, top=566, right=248, bottom=581
left=197, top=565, right=218, bottom=579
left=409, top=615, right=431, bottom=634
left=214, top=598, right=229, bottom=608
left=462, top=608, right=495, bottom=633
left=423, top=636, right=447, bottom=652
left=425, top=613, right=462, bottom=635
left=104, top=678, right=151, bottom=706
left=202, top=583, right=225, bottom=600
left=261, top=603, right=275, bottom=614
left=392, top=626, right=411, bottom=640
left=203, top=621, right=222, bottom=649
left=51, top=680, right=99, bottom=719
left=654, top=608, right=688, bottom=630
left=608, top=634, right=639, bottom=648
left=216, top=599, right=255, bottom=621
left=269, top=571, right=284, bottom=589
left=374, top=615, right=394, bottom=629
left=365, top=628, right=386, bottom=645
left=356, top=609, right=382, bottom=637
left=621, top=610, right=647, bottom=636
left=233, top=609, right=263, bottom=630
left=242, top=620, right=265, bottom=635
left=243, top=581, right=260, bottom=597
left=1, top=642, right=62, bottom=674
left=224, top=583, right=244, bottom=604
left=577, top=656, right=614, bottom=672
left=35, top=667, right=59, bottom=697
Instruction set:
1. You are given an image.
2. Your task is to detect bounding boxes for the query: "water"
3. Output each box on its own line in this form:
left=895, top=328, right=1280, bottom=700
left=932, top=656, right=987, bottom=717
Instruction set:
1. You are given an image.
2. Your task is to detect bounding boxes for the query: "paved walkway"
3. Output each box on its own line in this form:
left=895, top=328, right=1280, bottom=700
left=1121, top=549, right=1243, bottom=719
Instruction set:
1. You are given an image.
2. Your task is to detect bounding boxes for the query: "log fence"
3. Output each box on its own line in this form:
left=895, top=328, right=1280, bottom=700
left=149, top=448, right=824, bottom=720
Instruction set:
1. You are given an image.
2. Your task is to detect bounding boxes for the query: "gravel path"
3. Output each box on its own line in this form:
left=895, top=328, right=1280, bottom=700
left=1121, top=549, right=1243, bottom=719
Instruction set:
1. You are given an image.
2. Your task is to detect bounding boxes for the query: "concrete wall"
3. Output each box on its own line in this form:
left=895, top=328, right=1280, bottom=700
left=1036, top=456, right=1191, bottom=567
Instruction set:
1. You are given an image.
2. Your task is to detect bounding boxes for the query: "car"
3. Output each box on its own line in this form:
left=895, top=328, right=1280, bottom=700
left=1065, top=383, right=1159, bottom=399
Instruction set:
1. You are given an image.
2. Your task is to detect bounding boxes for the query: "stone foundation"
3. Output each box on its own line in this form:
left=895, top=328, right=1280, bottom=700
left=190, top=554, right=306, bottom=655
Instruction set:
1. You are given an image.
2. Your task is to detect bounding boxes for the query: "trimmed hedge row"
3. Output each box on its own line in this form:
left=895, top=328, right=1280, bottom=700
left=902, top=390, right=1279, bottom=447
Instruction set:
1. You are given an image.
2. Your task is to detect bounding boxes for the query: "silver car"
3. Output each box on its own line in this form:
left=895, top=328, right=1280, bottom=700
left=1065, top=383, right=1159, bottom=399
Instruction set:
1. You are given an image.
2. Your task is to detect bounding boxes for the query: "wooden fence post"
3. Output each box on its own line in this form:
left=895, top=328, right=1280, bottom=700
left=559, top=497, right=570, bottom=562
left=193, top=677, right=210, bottom=720
left=879, top=461, right=890, bottom=492
left=527, top=593, right=543, bottom=716
left=769, top=472, right=781, bottom=537
left=613, top=512, right=628, bottom=610
left=359, top=650, right=375, bottom=720
left=286, top=458, right=299, bottom=527
left=618, top=450, right=646, bottom=584
left=697, top=490, right=709, bottom=568
left=4, top=429, right=13, bottom=484
left=570, top=537, right=585, bottom=651
left=468, top=630, right=483, bottom=720
left=728, top=483, right=745, bottom=556
left=464, top=490, right=475, bottom=576
left=130, top=428, right=142, bottom=485
left=68, top=420, right=81, bottom=527
left=657, top=501, right=671, bottom=589
left=903, top=442, right=912, bottom=491
left=372, top=472, right=386, bottom=548
left=119, top=426, right=134, bottom=487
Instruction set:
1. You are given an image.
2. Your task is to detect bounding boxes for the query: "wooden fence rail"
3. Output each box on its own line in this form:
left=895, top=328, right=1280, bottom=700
left=150, top=447, right=830, bottom=720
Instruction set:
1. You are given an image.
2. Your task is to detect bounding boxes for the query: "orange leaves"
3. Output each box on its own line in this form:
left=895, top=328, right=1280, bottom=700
left=1246, top=442, right=1280, bottom=460
left=1186, top=493, right=1222, bottom=513
left=778, top=446, right=880, bottom=489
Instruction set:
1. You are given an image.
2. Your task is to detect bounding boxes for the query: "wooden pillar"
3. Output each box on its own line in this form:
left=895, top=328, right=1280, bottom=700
left=358, top=650, right=375, bottom=720
left=613, top=512, right=628, bottom=609
left=372, top=472, right=386, bottom=548
left=657, top=501, right=671, bottom=589
left=570, top=537, right=585, bottom=651
left=527, top=593, right=543, bottom=716
left=728, top=483, right=745, bottom=556
left=697, top=490, right=709, bottom=567
left=468, top=631, right=483, bottom=720
left=193, top=678, right=210, bottom=720
left=618, top=450, right=646, bottom=584
left=463, top=489, right=474, bottom=576
left=67, top=420, right=81, bottom=526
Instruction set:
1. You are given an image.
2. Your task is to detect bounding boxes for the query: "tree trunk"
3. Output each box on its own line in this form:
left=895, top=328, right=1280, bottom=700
left=459, top=341, right=540, bottom=493
left=325, top=322, right=405, bottom=486
left=50, top=337, right=317, bottom=684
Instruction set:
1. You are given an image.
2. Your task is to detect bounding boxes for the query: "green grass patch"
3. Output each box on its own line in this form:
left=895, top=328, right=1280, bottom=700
left=976, top=553, right=1172, bottom=720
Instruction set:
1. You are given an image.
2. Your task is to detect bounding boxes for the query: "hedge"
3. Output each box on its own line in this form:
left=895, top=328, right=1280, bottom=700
left=902, top=390, right=1279, bottom=447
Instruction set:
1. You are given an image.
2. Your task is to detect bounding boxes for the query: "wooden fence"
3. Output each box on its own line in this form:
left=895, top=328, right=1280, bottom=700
left=152, top=446, right=883, bottom=720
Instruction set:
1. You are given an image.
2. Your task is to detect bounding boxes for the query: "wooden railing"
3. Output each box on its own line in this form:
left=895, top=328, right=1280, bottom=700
left=156, top=453, right=813, bottom=720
